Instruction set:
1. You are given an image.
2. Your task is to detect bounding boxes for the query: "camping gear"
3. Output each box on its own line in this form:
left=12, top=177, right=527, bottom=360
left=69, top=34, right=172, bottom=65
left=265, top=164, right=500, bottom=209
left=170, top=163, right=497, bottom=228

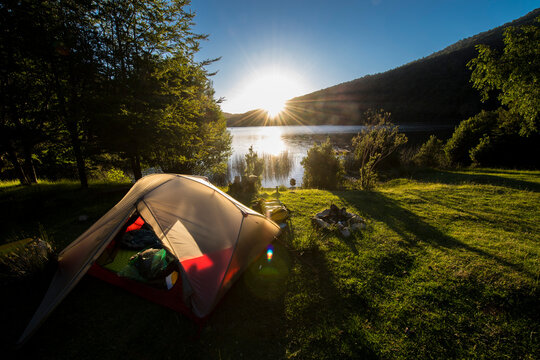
left=117, top=248, right=173, bottom=283
left=19, top=174, right=280, bottom=345
left=119, top=228, right=161, bottom=249
left=313, top=204, right=366, bottom=237
left=253, top=199, right=290, bottom=225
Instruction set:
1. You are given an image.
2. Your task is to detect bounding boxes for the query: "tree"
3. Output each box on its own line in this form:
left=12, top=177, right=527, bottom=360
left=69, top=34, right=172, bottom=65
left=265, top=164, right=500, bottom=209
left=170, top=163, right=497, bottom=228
left=301, top=138, right=344, bottom=190
left=147, top=56, right=231, bottom=176
left=0, top=0, right=230, bottom=186
left=444, top=108, right=540, bottom=168
left=0, top=0, right=58, bottom=184
left=91, top=0, right=230, bottom=180
left=413, top=135, right=446, bottom=168
left=468, top=17, right=540, bottom=136
left=352, top=110, right=407, bottom=190
left=0, top=0, right=102, bottom=187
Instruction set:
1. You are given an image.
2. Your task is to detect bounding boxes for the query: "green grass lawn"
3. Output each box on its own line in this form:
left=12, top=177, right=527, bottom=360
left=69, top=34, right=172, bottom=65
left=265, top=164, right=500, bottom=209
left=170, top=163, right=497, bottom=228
left=1, top=169, right=539, bottom=359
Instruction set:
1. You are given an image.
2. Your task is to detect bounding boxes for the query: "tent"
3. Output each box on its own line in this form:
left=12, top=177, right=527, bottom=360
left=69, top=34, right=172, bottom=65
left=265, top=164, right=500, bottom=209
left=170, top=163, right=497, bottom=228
left=19, top=174, right=281, bottom=344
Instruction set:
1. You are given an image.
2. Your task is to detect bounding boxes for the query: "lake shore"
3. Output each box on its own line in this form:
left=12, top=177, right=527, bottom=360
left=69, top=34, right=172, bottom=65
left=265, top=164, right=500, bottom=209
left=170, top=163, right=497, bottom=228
left=227, top=125, right=455, bottom=187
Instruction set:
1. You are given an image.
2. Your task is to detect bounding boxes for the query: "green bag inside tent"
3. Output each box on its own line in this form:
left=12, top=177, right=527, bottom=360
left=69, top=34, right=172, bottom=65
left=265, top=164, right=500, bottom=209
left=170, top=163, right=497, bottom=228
left=118, top=248, right=169, bottom=282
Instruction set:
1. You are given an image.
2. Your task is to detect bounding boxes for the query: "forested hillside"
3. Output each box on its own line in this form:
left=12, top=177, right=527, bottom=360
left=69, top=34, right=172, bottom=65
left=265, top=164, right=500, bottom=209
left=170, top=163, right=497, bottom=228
left=227, top=8, right=539, bottom=127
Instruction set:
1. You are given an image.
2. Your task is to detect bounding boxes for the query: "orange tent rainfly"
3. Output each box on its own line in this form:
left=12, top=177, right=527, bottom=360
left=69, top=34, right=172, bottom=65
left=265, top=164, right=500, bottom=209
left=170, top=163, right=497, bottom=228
left=18, top=174, right=280, bottom=344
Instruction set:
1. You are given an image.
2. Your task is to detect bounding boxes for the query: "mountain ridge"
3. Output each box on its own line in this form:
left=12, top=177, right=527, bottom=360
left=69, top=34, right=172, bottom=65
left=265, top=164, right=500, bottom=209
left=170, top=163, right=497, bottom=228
left=226, top=8, right=539, bottom=127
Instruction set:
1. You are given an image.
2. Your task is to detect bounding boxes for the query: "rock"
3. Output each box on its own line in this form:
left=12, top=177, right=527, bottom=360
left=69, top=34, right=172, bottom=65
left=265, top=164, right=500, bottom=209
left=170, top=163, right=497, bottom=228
left=340, top=228, right=351, bottom=237
left=351, top=222, right=366, bottom=230
left=313, top=217, right=330, bottom=228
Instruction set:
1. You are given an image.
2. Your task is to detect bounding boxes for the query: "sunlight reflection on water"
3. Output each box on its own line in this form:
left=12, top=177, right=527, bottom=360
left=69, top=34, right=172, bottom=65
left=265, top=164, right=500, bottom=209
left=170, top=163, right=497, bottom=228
left=227, top=125, right=365, bottom=187
left=226, top=124, right=451, bottom=187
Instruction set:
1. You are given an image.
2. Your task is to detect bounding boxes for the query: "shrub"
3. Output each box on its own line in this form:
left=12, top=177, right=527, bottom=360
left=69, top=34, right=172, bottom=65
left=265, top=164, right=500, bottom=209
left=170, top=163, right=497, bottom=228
left=413, top=135, right=446, bottom=168
left=352, top=109, right=407, bottom=190
left=445, top=108, right=540, bottom=168
left=244, top=145, right=264, bottom=179
left=469, top=134, right=493, bottom=166
left=89, top=166, right=131, bottom=183
left=301, top=138, right=344, bottom=189
left=444, top=110, right=499, bottom=166
left=0, top=237, right=56, bottom=285
left=343, top=151, right=361, bottom=175
left=399, top=146, right=418, bottom=168
left=227, top=146, right=264, bottom=200
left=104, top=168, right=131, bottom=182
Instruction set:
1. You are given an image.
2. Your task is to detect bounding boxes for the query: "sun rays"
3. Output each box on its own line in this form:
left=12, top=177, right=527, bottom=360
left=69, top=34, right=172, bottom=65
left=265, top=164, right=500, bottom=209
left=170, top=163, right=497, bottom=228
left=225, top=66, right=310, bottom=120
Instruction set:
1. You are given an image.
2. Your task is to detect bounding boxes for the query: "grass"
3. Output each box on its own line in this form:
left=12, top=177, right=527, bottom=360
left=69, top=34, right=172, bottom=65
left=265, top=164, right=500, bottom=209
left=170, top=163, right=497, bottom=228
left=1, top=169, right=539, bottom=359
left=0, top=179, right=131, bottom=246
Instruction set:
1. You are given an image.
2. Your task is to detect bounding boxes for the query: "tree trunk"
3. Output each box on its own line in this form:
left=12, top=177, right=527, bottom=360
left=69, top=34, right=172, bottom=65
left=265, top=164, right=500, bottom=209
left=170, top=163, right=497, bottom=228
left=23, top=143, right=38, bottom=183
left=6, top=143, right=29, bottom=185
left=54, top=71, right=88, bottom=189
left=130, top=153, right=142, bottom=180
left=67, top=119, right=88, bottom=188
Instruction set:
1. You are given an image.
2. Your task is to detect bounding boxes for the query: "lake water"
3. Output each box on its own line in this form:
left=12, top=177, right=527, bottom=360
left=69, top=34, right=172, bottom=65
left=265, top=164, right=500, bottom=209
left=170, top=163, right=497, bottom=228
left=228, top=125, right=364, bottom=187
left=227, top=124, right=451, bottom=187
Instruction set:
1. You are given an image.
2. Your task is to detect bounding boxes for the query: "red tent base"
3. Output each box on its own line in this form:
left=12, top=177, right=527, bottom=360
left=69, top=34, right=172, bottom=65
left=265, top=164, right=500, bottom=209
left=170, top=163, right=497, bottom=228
left=87, top=263, right=203, bottom=325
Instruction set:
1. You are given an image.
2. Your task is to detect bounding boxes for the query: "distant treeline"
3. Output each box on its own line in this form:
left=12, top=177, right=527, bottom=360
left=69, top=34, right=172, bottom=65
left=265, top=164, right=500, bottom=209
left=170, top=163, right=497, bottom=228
left=0, top=0, right=231, bottom=187
left=226, top=8, right=540, bottom=128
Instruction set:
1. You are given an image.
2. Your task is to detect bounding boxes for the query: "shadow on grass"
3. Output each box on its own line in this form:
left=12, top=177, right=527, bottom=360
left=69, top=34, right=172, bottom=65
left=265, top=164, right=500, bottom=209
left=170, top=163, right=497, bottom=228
left=7, top=244, right=293, bottom=359
left=10, top=239, right=380, bottom=360
left=408, top=169, right=540, bottom=192
left=10, top=265, right=288, bottom=359
left=333, top=190, right=536, bottom=280
left=278, top=225, right=379, bottom=359
left=2, top=184, right=291, bottom=358
left=0, top=183, right=130, bottom=247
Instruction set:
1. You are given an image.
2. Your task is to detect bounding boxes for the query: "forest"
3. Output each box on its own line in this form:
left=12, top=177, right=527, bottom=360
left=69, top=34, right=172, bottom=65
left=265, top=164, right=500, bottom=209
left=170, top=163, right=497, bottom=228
left=0, top=0, right=231, bottom=187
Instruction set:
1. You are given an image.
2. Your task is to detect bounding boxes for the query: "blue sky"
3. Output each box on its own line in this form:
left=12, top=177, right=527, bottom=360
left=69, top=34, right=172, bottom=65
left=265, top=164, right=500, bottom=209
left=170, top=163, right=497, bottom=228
left=189, top=0, right=539, bottom=113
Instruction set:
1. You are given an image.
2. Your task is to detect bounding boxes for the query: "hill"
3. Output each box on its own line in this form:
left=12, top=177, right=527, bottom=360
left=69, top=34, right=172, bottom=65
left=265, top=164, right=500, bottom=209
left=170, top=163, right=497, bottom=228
left=227, top=8, right=540, bottom=127
left=224, top=109, right=272, bottom=127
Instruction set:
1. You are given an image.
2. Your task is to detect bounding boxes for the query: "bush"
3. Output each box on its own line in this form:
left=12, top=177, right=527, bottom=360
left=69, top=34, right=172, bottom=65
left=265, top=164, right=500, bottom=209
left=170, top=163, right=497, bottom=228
left=352, top=109, right=407, bottom=190
left=444, top=110, right=499, bottom=166
left=0, top=237, right=56, bottom=285
left=104, top=168, right=131, bottom=182
left=343, top=151, right=361, bottom=175
left=301, top=138, right=344, bottom=189
left=227, top=146, right=264, bottom=201
left=399, top=146, right=418, bottom=168
left=469, top=134, right=493, bottom=166
left=445, top=108, right=540, bottom=168
left=89, top=166, right=131, bottom=183
left=244, top=145, right=264, bottom=180
left=413, top=135, right=446, bottom=168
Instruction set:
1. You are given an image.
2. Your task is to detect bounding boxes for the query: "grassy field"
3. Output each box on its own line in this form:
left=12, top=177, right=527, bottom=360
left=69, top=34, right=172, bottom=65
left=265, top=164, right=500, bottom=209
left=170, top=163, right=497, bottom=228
left=1, top=169, right=539, bottom=359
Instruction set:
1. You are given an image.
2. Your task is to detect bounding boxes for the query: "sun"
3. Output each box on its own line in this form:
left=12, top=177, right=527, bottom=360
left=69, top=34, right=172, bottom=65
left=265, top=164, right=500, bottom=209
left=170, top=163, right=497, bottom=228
left=227, top=67, right=308, bottom=117
left=248, top=72, right=295, bottom=117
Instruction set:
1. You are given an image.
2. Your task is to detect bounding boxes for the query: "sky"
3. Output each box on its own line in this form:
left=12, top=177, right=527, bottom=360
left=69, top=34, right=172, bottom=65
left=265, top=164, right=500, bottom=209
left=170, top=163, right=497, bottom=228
left=188, top=0, right=539, bottom=114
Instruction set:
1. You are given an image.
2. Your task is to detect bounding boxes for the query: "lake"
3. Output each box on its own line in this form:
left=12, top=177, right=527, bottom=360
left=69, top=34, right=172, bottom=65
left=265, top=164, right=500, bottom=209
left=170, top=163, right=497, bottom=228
left=227, top=124, right=450, bottom=187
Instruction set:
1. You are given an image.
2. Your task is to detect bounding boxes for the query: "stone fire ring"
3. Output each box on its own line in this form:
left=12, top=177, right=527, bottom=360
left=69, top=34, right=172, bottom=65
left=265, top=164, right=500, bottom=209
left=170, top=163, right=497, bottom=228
left=312, top=207, right=366, bottom=238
